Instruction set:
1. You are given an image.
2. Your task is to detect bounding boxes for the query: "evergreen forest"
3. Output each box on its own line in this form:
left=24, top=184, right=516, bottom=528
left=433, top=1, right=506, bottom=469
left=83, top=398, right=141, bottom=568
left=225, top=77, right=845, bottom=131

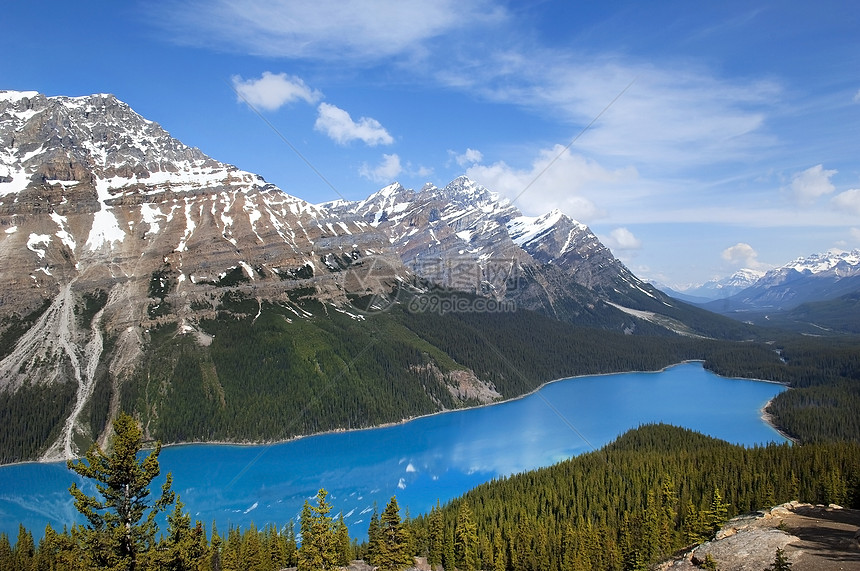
left=2, top=420, right=858, bottom=571
left=1, top=289, right=859, bottom=570
left=4, top=288, right=859, bottom=464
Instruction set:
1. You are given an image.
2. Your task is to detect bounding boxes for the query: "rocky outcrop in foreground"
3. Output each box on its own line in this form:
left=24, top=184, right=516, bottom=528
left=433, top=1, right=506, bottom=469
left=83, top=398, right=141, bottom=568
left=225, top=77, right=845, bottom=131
left=659, top=502, right=860, bottom=571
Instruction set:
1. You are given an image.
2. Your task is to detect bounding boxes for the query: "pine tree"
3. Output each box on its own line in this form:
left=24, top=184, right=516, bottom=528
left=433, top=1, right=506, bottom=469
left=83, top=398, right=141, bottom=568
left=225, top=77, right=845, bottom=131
left=159, top=498, right=208, bottom=571
left=659, top=476, right=679, bottom=556
left=706, top=487, right=730, bottom=535
left=492, top=528, right=506, bottom=571
left=533, top=523, right=550, bottom=571
left=765, top=547, right=793, bottom=570
left=682, top=500, right=708, bottom=545
left=209, top=523, right=223, bottom=571
left=454, top=502, right=479, bottom=571
left=41, top=524, right=80, bottom=571
left=372, top=496, right=413, bottom=571
left=335, top=514, right=352, bottom=566
left=620, top=512, right=647, bottom=571
left=67, top=411, right=175, bottom=571
left=426, top=503, right=444, bottom=570
left=366, top=504, right=380, bottom=565
left=242, top=523, right=267, bottom=571
left=701, top=553, right=718, bottom=570
left=298, top=488, right=338, bottom=571
left=442, top=526, right=456, bottom=571
left=13, top=524, right=35, bottom=571
left=221, top=527, right=242, bottom=571
left=0, top=533, right=13, bottom=570
left=284, top=520, right=298, bottom=567
left=642, top=489, right=661, bottom=563
left=34, top=525, right=58, bottom=571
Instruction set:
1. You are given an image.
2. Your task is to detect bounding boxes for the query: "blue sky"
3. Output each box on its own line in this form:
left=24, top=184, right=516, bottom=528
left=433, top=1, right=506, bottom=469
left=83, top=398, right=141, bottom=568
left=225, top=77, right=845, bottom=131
left=2, top=1, right=859, bottom=287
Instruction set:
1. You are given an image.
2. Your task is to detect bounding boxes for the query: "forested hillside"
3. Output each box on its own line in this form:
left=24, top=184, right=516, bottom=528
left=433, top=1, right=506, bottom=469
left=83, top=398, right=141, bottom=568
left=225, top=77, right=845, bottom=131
left=4, top=423, right=858, bottom=570
left=3, top=284, right=859, bottom=464
left=407, top=423, right=860, bottom=571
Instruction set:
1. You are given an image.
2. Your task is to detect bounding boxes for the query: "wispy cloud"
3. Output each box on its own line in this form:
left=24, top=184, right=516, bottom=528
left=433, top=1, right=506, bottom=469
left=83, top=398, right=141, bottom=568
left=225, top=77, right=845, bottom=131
left=314, top=103, right=393, bottom=146
left=359, top=153, right=402, bottom=183
left=154, top=0, right=506, bottom=61
left=156, top=1, right=780, bottom=178
left=786, top=164, right=836, bottom=205
left=464, top=145, right=636, bottom=220
left=436, top=51, right=779, bottom=172
left=231, top=72, right=321, bottom=111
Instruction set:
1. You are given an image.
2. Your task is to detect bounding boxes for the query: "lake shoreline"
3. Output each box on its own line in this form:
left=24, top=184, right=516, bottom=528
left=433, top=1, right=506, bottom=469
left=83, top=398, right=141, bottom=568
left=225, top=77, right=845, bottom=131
left=4, top=360, right=791, bottom=467
left=760, top=398, right=798, bottom=444
left=156, top=361, right=709, bottom=452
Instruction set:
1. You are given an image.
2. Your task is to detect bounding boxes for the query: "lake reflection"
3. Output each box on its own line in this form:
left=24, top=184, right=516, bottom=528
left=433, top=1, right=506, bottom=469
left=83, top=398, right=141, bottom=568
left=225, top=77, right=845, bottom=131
left=0, top=362, right=786, bottom=540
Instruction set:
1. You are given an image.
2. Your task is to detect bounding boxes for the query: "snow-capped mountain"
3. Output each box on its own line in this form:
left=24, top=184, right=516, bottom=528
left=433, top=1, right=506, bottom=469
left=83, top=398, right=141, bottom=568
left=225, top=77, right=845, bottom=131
left=702, top=249, right=860, bottom=314
left=322, top=175, right=657, bottom=318
left=664, top=269, right=766, bottom=302
left=322, top=177, right=525, bottom=295
left=0, top=90, right=399, bottom=459
left=774, top=249, right=860, bottom=279
left=0, top=90, right=723, bottom=461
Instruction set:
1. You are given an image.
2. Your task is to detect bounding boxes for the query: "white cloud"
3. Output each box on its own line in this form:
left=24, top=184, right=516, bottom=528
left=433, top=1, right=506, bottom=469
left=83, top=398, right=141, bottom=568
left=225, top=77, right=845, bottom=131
left=231, top=72, right=320, bottom=111
left=721, top=242, right=763, bottom=269
left=851, top=228, right=860, bottom=242
left=464, top=144, right=636, bottom=221
left=157, top=0, right=506, bottom=61
left=854, top=89, right=860, bottom=103
left=451, top=148, right=483, bottom=167
left=161, top=1, right=779, bottom=180
left=414, top=165, right=434, bottom=178
left=601, top=228, right=642, bottom=251
left=315, top=103, right=393, bottom=146
left=832, top=188, right=860, bottom=216
left=359, top=153, right=402, bottom=183
left=434, top=53, right=779, bottom=171
left=786, top=164, right=837, bottom=204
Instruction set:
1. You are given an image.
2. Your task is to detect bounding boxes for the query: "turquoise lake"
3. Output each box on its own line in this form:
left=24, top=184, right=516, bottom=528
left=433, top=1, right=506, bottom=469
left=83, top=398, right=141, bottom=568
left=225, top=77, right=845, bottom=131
left=0, top=362, right=786, bottom=541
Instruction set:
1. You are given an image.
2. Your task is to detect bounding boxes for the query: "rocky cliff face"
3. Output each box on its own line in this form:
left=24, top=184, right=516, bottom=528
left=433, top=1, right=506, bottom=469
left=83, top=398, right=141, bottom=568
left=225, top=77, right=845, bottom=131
left=0, top=90, right=402, bottom=459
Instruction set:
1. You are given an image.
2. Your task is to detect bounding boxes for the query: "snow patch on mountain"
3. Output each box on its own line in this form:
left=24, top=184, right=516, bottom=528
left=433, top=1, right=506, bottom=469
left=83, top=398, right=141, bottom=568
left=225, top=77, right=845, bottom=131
left=782, top=249, right=860, bottom=276
left=506, top=210, right=588, bottom=257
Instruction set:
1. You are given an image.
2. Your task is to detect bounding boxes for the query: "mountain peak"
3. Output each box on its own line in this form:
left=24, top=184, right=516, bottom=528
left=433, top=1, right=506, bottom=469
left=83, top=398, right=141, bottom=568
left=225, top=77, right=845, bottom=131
left=782, top=249, right=860, bottom=276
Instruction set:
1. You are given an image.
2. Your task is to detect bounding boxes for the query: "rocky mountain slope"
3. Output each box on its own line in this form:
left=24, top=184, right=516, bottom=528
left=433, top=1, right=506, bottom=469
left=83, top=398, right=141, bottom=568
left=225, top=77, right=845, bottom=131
left=0, top=90, right=745, bottom=462
left=323, top=176, right=690, bottom=330
left=0, top=90, right=399, bottom=460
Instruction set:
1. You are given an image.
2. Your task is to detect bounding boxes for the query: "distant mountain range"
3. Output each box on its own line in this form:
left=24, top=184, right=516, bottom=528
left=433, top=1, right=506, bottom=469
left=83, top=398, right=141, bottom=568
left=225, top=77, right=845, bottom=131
left=659, top=269, right=766, bottom=303
left=656, top=250, right=860, bottom=333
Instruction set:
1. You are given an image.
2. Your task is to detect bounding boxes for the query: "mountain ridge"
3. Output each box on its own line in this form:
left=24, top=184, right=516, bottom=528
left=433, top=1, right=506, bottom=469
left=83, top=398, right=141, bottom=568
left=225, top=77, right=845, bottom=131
left=0, top=89, right=758, bottom=462
left=699, top=249, right=860, bottom=316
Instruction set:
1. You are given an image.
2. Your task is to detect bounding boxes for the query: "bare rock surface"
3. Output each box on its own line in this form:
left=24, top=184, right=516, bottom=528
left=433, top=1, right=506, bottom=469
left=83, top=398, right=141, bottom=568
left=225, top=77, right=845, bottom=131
left=659, top=502, right=860, bottom=570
